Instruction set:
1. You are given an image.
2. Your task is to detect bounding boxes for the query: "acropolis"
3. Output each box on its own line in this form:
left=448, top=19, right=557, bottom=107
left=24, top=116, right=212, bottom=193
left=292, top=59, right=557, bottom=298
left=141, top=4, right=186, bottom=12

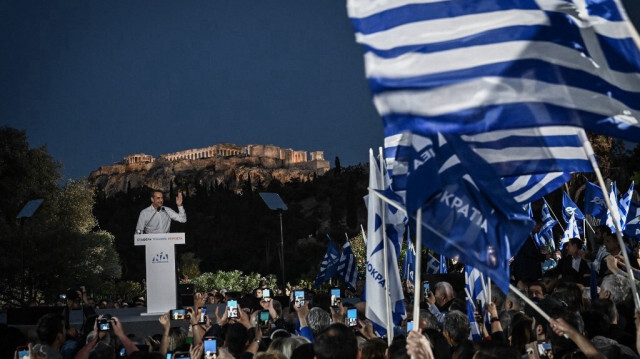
left=122, top=143, right=330, bottom=171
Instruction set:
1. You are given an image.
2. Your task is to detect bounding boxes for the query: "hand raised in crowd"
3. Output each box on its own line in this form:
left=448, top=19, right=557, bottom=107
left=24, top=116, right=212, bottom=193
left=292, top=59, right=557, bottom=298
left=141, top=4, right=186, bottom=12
left=406, top=330, right=434, bottom=359
left=485, top=302, right=499, bottom=320
left=159, top=313, right=170, bottom=333
left=293, top=301, right=310, bottom=327
left=237, top=305, right=252, bottom=329
left=261, top=297, right=278, bottom=321
left=330, top=302, right=346, bottom=325
left=176, top=192, right=183, bottom=206
left=215, top=305, right=229, bottom=326
left=194, top=292, right=205, bottom=309
left=425, top=290, right=436, bottom=306
left=111, top=316, right=126, bottom=338
left=189, top=343, right=203, bottom=359
left=356, top=318, right=376, bottom=340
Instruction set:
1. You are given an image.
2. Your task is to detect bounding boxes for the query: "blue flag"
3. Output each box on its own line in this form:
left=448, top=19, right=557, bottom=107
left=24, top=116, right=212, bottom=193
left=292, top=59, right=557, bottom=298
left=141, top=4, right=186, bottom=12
left=540, top=200, right=557, bottom=251
left=618, top=182, right=635, bottom=231
left=562, top=192, right=585, bottom=222
left=404, top=134, right=534, bottom=293
left=560, top=213, right=580, bottom=249
left=465, top=265, right=488, bottom=341
left=313, top=237, right=341, bottom=288
left=403, top=238, right=416, bottom=283
left=606, top=182, right=620, bottom=233
left=338, top=239, right=359, bottom=291
left=624, top=201, right=640, bottom=240
left=425, top=253, right=440, bottom=274
left=439, top=254, right=448, bottom=274
left=348, top=0, right=640, bottom=142
left=584, top=181, right=608, bottom=223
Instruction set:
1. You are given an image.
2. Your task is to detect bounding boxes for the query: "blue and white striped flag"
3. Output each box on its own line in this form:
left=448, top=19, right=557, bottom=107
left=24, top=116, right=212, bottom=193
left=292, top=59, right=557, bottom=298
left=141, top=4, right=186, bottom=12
left=560, top=213, right=580, bottom=249
left=347, top=0, right=640, bottom=142
left=403, top=238, right=416, bottom=283
left=562, top=192, right=585, bottom=223
left=465, top=265, right=488, bottom=341
left=338, top=239, right=359, bottom=291
left=313, top=237, right=341, bottom=288
left=364, top=149, right=406, bottom=336
left=540, top=200, right=557, bottom=251
left=618, top=181, right=635, bottom=231
left=606, top=182, right=621, bottom=232
left=425, top=253, right=440, bottom=274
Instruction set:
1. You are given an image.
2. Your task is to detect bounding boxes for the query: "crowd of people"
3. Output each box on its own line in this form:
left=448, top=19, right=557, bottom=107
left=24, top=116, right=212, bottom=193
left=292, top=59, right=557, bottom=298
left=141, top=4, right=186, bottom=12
left=3, top=222, right=640, bottom=359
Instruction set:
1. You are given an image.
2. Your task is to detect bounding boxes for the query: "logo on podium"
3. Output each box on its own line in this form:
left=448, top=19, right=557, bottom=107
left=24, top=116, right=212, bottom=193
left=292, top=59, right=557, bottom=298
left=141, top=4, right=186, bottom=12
left=152, top=251, right=169, bottom=264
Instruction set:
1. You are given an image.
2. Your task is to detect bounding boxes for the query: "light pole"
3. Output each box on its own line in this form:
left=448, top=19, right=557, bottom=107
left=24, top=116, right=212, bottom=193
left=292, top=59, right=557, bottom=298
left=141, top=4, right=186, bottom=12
left=259, top=193, right=288, bottom=289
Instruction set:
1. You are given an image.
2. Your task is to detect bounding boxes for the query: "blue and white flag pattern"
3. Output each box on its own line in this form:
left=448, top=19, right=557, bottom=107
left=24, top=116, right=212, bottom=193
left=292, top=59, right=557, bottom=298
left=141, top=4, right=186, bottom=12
left=365, top=149, right=406, bottom=336
left=440, top=254, right=448, bottom=274
left=425, top=253, right=440, bottom=274
left=338, top=240, right=359, bottom=291
left=618, top=181, right=634, bottom=231
left=584, top=181, right=608, bottom=223
left=606, top=182, right=621, bottom=232
left=561, top=213, right=580, bottom=249
left=314, top=237, right=341, bottom=288
left=624, top=201, right=640, bottom=239
left=540, top=200, right=557, bottom=251
left=465, top=265, right=487, bottom=341
left=403, top=239, right=416, bottom=283
left=562, top=192, right=585, bottom=222
left=347, top=0, right=640, bottom=142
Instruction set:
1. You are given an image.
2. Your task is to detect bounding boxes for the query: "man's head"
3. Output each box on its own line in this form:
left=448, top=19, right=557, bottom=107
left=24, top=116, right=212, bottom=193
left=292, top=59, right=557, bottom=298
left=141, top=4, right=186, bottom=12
left=528, top=281, right=546, bottom=301
left=603, top=232, right=620, bottom=254
left=225, top=323, right=249, bottom=356
left=313, top=323, right=359, bottom=359
left=442, top=310, right=470, bottom=346
left=565, top=237, right=582, bottom=257
left=36, top=313, right=65, bottom=347
left=150, top=190, right=164, bottom=210
left=594, top=225, right=610, bottom=245
left=599, top=274, right=629, bottom=303
left=307, top=307, right=331, bottom=337
left=433, top=281, right=455, bottom=307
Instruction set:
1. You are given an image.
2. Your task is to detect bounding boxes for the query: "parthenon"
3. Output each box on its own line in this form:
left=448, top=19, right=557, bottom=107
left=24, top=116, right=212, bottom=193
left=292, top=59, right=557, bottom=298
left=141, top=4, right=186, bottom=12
left=123, top=143, right=328, bottom=169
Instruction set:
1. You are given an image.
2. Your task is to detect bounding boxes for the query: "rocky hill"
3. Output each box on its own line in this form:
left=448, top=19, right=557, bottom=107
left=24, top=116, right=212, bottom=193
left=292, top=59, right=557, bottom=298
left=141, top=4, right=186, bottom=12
left=89, top=156, right=326, bottom=197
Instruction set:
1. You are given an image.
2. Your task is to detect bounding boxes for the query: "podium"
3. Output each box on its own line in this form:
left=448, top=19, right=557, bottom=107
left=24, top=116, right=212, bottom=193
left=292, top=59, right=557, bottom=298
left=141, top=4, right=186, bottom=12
left=134, top=233, right=185, bottom=315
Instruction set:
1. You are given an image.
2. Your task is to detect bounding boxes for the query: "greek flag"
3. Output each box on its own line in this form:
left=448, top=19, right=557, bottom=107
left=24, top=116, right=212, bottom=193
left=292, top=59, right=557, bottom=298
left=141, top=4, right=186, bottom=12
left=540, top=200, right=557, bottom=251
left=365, top=149, right=406, bottom=336
left=403, top=238, right=416, bottom=283
left=618, top=181, right=635, bottom=231
left=606, top=182, right=620, bottom=232
left=624, top=200, right=640, bottom=239
left=562, top=192, right=585, bottom=222
left=313, top=237, right=341, bottom=288
left=347, top=0, right=640, bottom=141
left=584, top=181, right=608, bottom=223
left=440, top=254, right=448, bottom=274
left=465, top=265, right=487, bottom=341
left=338, top=239, right=359, bottom=291
left=560, top=213, right=580, bottom=249
left=425, top=253, right=440, bottom=274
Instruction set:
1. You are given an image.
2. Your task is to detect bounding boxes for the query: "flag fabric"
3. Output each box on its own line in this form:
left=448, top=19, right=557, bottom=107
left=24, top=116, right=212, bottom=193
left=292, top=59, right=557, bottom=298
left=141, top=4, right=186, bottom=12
left=440, top=254, right=448, bottom=274
left=624, top=201, right=640, bottom=240
left=562, top=192, right=585, bottom=223
left=365, top=149, right=406, bottom=336
left=393, top=133, right=534, bottom=293
left=347, top=0, right=640, bottom=142
left=584, top=181, right=609, bottom=223
left=526, top=203, right=546, bottom=248
left=338, top=239, right=359, bottom=291
left=403, top=238, right=416, bottom=283
left=606, top=182, right=620, bottom=232
left=540, top=200, right=557, bottom=250
left=618, top=182, right=635, bottom=231
left=560, top=213, right=580, bottom=249
left=313, top=237, right=341, bottom=288
left=425, top=253, right=440, bottom=274
left=465, top=265, right=488, bottom=341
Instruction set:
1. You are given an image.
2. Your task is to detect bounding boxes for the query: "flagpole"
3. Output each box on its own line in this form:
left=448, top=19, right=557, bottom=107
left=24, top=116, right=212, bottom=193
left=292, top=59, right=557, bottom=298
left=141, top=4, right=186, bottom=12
left=577, top=130, right=640, bottom=310
left=412, top=207, right=422, bottom=328
left=378, top=147, right=393, bottom=345
left=544, top=197, right=566, bottom=232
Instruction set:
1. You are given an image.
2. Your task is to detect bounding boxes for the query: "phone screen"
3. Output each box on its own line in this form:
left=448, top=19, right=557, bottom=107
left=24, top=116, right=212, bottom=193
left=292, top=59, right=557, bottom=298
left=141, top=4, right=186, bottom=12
left=330, top=288, right=341, bottom=307
left=294, top=291, right=304, bottom=307
left=406, top=320, right=414, bottom=333
left=227, top=300, right=238, bottom=318
left=204, top=338, right=217, bottom=359
left=18, top=349, right=29, bottom=359
left=99, top=319, right=111, bottom=331
left=423, top=281, right=429, bottom=294
left=199, top=307, right=207, bottom=323
left=537, top=341, right=552, bottom=359
left=263, top=289, right=270, bottom=298
left=170, top=309, right=187, bottom=320
left=346, top=308, right=357, bottom=327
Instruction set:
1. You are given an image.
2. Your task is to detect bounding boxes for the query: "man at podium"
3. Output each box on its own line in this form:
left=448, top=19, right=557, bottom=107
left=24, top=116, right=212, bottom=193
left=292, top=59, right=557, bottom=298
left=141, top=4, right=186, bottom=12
left=135, top=190, right=187, bottom=234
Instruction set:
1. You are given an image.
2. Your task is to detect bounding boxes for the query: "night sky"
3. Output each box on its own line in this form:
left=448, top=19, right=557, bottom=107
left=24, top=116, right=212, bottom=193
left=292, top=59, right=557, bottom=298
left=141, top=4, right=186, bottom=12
left=2, top=1, right=639, bottom=180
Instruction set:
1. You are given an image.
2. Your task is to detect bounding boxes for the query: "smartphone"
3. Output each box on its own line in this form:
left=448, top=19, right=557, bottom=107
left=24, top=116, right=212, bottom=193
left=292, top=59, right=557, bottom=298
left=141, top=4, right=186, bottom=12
left=16, top=346, right=29, bottom=359
left=119, top=347, right=126, bottom=357
left=98, top=318, right=112, bottom=331
left=259, top=310, right=270, bottom=327
left=346, top=308, right=357, bottom=327
left=476, top=299, right=484, bottom=317
left=406, top=320, right=414, bottom=333
left=203, top=337, right=217, bottom=359
left=227, top=300, right=238, bottom=318
left=170, top=309, right=187, bottom=320
left=422, top=281, right=430, bottom=295
left=263, top=289, right=271, bottom=302
left=166, top=353, right=173, bottom=359
left=294, top=291, right=305, bottom=308
left=174, top=352, right=190, bottom=359
left=330, top=288, right=341, bottom=307
left=537, top=341, right=552, bottom=359
left=199, top=307, right=207, bottom=323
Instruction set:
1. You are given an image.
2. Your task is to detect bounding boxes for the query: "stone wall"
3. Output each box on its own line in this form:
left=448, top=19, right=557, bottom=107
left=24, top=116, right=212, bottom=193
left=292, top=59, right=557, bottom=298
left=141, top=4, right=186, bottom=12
left=124, top=153, right=155, bottom=164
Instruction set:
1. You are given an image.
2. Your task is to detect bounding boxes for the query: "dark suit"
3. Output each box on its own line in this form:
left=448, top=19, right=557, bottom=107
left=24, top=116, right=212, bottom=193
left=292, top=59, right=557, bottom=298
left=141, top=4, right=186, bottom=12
left=556, top=255, right=590, bottom=285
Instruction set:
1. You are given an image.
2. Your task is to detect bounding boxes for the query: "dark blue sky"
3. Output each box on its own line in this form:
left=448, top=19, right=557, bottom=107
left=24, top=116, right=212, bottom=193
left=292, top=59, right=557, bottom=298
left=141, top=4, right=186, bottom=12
left=2, top=1, right=639, bottom=179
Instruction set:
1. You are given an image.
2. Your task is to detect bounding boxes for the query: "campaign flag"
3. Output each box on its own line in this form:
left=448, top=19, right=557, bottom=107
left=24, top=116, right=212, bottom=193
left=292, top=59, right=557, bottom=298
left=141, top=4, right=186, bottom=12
left=606, top=182, right=620, bottom=232
left=425, top=254, right=440, bottom=274
left=618, top=182, right=634, bottom=231
left=338, top=239, right=359, bottom=291
left=314, top=237, right=341, bottom=288
left=347, top=0, right=640, bottom=142
left=364, top=149, right=406, bottom=336
left=584, top=181, right=608, bottom=223
left=560, top=213, right=580, bottom=249
left=403, top=238, right=416, bottom=283
left=440, top=254, right=448, bottom=274
left=540, top=200, right=557, bottom=251
left=562, top=192, right=585, bottom=223
left=465, top=265, right=488, bottom=341
left=624, top=201, right=640, bottom=239
left=400, top=133, right=534, bottom=293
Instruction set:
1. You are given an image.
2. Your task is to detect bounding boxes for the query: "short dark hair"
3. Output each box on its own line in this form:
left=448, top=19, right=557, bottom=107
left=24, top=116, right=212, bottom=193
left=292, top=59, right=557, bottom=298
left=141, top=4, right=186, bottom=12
left=313, top=323, right=358, bottom=359
left=442, top=310, right=470, bottom=344
left=36, top=313, right=64, bottom=345
left=225, top=323, right=249, bottom=356
left=387, top=337, right=409, bottom=359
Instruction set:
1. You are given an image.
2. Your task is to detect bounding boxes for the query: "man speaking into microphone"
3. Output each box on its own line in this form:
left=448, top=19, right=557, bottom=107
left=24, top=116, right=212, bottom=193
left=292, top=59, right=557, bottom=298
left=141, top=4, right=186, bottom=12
left=135, top=190, right=187, bottom=234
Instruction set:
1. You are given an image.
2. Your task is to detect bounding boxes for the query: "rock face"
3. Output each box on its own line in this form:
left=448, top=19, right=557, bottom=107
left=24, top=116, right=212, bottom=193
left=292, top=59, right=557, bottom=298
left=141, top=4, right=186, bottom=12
left=89, top=156, right=324, bottom=197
